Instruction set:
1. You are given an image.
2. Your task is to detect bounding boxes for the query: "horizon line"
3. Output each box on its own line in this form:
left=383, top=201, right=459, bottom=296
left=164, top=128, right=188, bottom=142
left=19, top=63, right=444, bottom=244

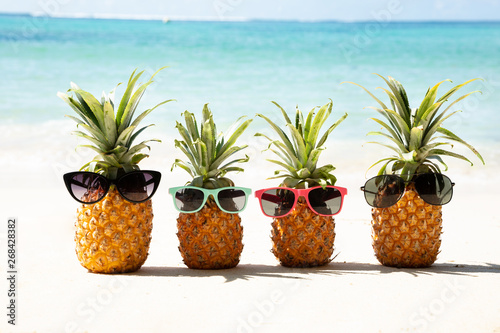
left=1, top=11, right=500, bottom=23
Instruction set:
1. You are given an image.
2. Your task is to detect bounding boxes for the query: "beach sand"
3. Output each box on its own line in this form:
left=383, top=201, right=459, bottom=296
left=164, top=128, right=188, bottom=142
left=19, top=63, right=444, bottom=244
left=1, top=122, right=499, bottom=333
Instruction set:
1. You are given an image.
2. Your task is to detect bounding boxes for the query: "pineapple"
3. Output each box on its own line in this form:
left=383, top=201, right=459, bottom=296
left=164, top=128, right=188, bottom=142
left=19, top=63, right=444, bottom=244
left=58, top=68, right=171, bottom=273
left=172, top=104, right=253, bottom=269
left=349, top=74, right=484, bottom=268
left=256, top=101, right=347, bottom=267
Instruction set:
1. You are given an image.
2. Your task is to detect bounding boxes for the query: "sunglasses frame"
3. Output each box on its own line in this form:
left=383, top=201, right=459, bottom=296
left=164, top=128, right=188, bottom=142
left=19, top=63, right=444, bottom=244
left=360, top=173, right=455, bottom=208
left=168, top=186, right=252, bottom=214
left=63, top=170, right=162, bottom=204
left=254, top=186, right=348, bottom=218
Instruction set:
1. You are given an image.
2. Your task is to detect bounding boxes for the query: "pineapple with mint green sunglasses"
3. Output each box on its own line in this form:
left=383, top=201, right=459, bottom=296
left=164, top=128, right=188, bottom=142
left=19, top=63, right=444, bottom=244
left=169, top=186, right=252, bottom=214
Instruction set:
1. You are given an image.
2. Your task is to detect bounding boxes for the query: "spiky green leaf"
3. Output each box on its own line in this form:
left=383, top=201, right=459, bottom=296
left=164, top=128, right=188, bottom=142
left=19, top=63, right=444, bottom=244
left=436, top=127, right=485, bottom=164
left=256, top=113, right=295, bottom=157
left=316, top=112, right=348, bottom=148
left=216, top=118, right=253, bottom=159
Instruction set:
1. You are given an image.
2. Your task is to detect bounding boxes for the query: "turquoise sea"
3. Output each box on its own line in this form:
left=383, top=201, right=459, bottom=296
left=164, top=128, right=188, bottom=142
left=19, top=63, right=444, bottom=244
left=1, top=14, right=500, bottom=144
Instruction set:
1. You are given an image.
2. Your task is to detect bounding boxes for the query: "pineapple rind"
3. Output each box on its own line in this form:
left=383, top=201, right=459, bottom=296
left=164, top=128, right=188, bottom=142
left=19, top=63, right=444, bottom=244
left=75, top=188, right=153, bottom=273
left=271, top=199, right=335, bottom=268
left=176, top=200, right=243, bottom=269
left=371, top=185, right=442, bottom=268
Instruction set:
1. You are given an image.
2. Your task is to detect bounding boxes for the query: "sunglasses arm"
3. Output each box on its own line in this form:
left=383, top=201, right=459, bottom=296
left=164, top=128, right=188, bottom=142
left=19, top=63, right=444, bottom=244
left=360, top=186, right=379, bottom=195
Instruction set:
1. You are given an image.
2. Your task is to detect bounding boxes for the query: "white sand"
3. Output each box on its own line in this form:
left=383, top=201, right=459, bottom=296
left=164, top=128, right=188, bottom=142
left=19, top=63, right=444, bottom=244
left=1, top=122, right=500, bottom=333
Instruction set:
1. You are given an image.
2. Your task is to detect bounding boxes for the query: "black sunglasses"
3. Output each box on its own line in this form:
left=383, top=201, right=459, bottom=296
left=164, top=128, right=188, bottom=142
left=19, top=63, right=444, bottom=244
left=361, top=173, right=455, bottom=208
left=63, top=170, right=161, bottom=204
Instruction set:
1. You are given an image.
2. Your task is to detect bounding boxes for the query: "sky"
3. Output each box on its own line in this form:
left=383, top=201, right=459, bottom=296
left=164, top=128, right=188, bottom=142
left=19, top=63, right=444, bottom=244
left=1, top=0, right=500, bottom=21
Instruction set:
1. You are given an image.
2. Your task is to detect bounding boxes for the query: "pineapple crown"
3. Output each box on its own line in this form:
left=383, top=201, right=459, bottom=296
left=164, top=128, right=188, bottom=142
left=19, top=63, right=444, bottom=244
left=256, top=100, right=348, bottom=189
left=58, top=67, right=173, bottom=180
left=346, top=74, right=485, bottom=180
left=172, top=103, right=253, bottom=189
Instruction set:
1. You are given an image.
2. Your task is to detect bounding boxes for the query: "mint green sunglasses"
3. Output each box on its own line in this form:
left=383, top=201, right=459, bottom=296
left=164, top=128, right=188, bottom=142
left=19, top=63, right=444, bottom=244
left=168, top=186, right=252, bottom=214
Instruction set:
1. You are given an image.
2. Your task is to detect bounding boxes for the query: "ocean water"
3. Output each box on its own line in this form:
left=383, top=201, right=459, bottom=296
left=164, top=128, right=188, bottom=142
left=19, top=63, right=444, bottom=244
left=1, top=14, right=500, bottom=166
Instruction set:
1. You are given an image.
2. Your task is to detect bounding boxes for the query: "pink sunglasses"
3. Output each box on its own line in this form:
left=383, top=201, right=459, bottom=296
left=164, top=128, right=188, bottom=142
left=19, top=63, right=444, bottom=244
left=254, top=186, right=348, bottom=218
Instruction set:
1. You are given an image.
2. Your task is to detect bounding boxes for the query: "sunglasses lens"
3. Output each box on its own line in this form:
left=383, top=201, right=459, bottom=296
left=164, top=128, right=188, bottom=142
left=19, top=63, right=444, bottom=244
left=68, top=173, right=107, bottom=203
left=259, top=189, right=295, bottom=217
left=118, top=172, right=157, bottom=202
left=308, top=187, right=342, bottom=215
left=414, top=174, right=453, bottom=205
left=217, top=189, right=248, bottom=212
left=174, top=188, right=205, bottom=212
left=364, top=175, right=405, bottom=208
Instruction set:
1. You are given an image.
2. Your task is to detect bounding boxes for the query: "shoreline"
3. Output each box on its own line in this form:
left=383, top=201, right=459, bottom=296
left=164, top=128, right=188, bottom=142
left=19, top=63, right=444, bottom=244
left=0, top=118, right=496, bottom=193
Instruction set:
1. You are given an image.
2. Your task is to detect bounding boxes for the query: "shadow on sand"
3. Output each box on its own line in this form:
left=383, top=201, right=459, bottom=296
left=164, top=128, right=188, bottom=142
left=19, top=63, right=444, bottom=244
left=126, top=261, right=500, bottom=282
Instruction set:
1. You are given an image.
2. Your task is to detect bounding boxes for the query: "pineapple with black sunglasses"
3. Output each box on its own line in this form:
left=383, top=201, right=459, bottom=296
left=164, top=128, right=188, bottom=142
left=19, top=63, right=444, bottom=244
left=348, top=74, right=484, bottom=268
left=59, top=68, right=171, bottom=273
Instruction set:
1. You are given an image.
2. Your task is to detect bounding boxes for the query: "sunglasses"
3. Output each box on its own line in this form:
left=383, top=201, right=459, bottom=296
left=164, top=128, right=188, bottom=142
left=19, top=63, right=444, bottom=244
left=63, top=170, right=161, bottom=204
left=254, top=186, right=348, bottom=218
left=168, top=186, right=252, bottom=214
left=361, top=173, right=455, bottom=208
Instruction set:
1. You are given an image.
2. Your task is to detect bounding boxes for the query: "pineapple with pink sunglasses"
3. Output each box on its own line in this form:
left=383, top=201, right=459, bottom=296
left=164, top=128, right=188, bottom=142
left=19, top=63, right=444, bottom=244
left=255, top=100, right=348, bottom=267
